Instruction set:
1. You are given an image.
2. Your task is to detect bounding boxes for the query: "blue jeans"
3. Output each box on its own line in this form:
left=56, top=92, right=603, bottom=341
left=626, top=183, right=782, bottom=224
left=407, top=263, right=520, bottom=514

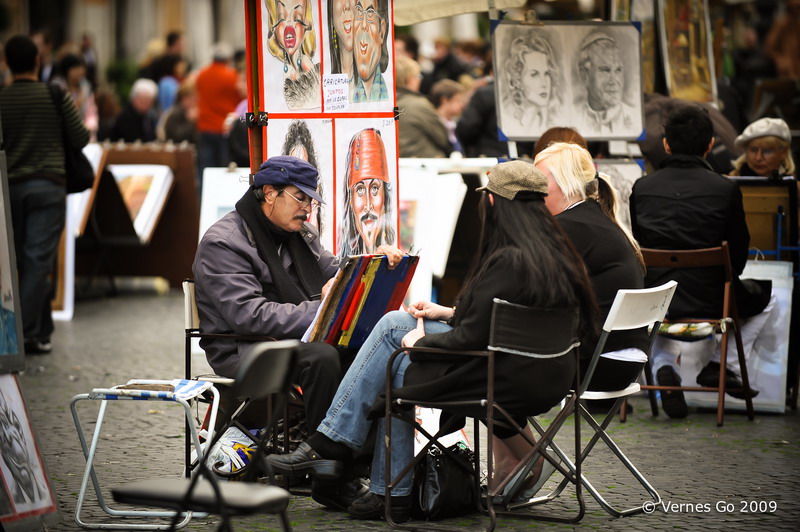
left=317, top=310, right=452, bottom=496
left=9, top=179, right=66, bottom=342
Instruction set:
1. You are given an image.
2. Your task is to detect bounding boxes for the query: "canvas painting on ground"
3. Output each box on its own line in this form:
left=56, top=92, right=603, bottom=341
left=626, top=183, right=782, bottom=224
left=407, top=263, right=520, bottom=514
left=0, top=153, right=23, bottom=373
left=0, top=374, right=58, bottom=529
left=494, top=21, right=643, bottom=140
left=198, top=167, right=251, bottom=240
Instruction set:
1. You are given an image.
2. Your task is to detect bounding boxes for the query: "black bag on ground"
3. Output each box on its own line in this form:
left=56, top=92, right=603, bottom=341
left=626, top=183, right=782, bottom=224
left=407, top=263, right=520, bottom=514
left=411, top=442, right=478, bottom=520
left=47, top=84, right=95, bottom=193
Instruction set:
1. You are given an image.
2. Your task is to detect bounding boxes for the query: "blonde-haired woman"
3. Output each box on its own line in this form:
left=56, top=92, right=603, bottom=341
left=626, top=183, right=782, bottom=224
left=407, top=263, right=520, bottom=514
left=730, top=117, right=795, bottom=178
left=265, top=0, right=320, bottom=109
left=534, top=141, right=648, bottom=393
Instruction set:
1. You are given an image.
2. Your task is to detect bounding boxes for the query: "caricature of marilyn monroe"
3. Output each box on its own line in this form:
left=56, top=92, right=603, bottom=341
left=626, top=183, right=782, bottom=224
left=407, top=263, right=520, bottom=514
left=504, top=35, right=562, bottom=134
left=265, top=0, right=321, bottom=110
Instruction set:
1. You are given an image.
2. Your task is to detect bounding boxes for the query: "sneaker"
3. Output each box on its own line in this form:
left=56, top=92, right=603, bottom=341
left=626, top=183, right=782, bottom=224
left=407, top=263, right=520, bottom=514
left=347, top=491, right=411, bottom=522
left=24, top=339, right=52, bottom=355
left=656, top=366, right=688, bottom=419
left=696, top=361, right=759, bottom=400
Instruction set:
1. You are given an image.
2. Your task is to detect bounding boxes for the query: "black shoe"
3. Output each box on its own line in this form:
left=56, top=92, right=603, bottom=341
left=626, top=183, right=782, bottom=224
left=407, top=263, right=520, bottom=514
left=265, top=442, right=343, bottom=479
left=312, top=477, right=370, bottom=511
left=656, top=366, right=688, bottom=419
left=696, top=361, right=759, bottom=400
left=24, top=339, right=52, bottom=355
left=347, top=491, right=411, bottom=522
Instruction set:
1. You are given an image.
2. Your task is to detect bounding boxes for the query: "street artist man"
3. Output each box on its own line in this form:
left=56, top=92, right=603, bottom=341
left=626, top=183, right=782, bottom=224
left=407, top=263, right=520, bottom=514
left=193, top=155, right=401, bottom=509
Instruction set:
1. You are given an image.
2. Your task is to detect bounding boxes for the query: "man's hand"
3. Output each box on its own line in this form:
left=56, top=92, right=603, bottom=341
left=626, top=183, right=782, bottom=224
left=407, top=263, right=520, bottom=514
left=402, top=317, right=426, bottom=347
left=376, top=245, right=403, bottom=270
left=321, top=277, right=335, bottom=300
left=408, top=301, right=455, bottom=321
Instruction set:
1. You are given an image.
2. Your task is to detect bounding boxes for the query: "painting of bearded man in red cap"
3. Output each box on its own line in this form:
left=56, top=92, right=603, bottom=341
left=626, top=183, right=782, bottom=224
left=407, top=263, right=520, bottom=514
left=337, top=127, right=396, bottom=258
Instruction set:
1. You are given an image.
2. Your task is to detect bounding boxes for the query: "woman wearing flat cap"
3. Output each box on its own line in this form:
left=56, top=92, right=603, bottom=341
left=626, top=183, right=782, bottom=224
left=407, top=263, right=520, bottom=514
left=730, top=117, right=796, bottom=179
left=267, top=160, right=598, bottom=520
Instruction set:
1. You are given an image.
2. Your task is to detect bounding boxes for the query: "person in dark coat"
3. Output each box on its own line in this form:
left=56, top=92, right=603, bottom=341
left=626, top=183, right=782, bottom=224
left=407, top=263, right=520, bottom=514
left=267, top=160, right=598, bottom=521
left=630, top=104, right=773, bottom=418
left=455, top=80, right=533, bottom=158
left=535, top=141, right=649, bottom=391
left=109, top=78, right=158, bottom=143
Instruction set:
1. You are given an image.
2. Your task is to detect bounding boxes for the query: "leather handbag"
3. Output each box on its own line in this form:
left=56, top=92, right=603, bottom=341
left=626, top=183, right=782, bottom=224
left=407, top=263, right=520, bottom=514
left=411, top=442, right=478, bottom=520
left=47, top=84, right=95, bottom=194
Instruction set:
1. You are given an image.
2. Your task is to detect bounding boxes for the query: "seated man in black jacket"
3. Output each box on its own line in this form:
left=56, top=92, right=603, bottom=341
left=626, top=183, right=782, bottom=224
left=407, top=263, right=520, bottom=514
left=630, top=105, right=773, bottom=418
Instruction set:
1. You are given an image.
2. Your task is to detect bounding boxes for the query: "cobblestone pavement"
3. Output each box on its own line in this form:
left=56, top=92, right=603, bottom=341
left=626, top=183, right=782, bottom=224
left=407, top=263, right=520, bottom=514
left=17, top=291, right=800, bottom=531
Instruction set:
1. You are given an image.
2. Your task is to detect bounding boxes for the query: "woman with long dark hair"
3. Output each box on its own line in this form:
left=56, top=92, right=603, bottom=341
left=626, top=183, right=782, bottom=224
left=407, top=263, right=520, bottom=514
left=267, top=160, right=598, bottom=520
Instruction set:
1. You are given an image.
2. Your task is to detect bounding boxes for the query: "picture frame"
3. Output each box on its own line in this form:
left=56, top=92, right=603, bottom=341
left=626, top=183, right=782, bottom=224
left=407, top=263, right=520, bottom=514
left=612, top=0, right=659, bottom=95
left=0, top=151, right=24, bottom=373
left=0, top=373, right=59, bottom=530
left=658, top=0, right=717, bottom=104
left=493, top=20, right=644, bottom=141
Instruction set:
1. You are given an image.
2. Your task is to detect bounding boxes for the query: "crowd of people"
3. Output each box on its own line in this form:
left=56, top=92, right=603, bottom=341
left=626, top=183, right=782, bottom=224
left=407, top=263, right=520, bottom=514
left=1, top=2, right=798, bottom=524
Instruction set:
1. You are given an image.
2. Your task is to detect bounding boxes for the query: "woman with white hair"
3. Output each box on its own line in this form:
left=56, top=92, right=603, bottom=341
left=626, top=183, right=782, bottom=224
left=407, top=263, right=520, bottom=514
left=534, top=141, right=648, bottom=393
left=730, top=117, right=795, bottom=178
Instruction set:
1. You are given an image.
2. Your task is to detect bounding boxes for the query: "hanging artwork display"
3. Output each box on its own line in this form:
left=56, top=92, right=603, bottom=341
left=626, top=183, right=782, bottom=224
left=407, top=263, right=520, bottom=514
left=493, top=20, right=644, bottom=141
left=0, top=153, right=23, bottom=374
left=259, top=0, right=395, bottom=114
left=253, top=0, right=399, bottom=256
left=0, top=374, right=59, bottom=530
left=265, top=118, right=336, bottom=251
left=334, top=118, right=398, bottom=259
left=659, top=0, right=717, bottom=104
left=612, top=0, right=658, bottom=95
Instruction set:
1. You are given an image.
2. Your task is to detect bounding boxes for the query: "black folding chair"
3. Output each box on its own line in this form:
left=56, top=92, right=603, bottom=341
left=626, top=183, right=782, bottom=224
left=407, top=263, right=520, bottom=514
left=384, top=299, right=585, bottom=530
left=112, top=340, right=298, bottom=532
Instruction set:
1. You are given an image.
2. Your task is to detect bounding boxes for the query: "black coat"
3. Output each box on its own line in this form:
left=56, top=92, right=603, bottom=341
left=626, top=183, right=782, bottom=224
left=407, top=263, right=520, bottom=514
left=557, top=201, right=649, bottom=390
left=396, top=248, right=577, bottom=420
left=455, top=83, right=533, bottom=158
left=109, top=104, right=157, bottom=143
left=630, top=154, right=770, bottom=319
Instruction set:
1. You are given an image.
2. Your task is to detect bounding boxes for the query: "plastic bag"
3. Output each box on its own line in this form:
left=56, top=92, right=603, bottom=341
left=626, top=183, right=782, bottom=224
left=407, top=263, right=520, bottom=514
left=191, top=427, right=259, bottom=475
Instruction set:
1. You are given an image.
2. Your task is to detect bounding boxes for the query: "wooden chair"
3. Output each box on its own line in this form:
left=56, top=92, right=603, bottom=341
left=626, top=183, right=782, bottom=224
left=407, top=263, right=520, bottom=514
left=639, top=243, right=757, bottom=426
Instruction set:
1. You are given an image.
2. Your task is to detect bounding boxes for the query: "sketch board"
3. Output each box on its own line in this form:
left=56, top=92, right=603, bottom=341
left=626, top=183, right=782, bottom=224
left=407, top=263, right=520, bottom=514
left=493, top=20, right=644, bottom=141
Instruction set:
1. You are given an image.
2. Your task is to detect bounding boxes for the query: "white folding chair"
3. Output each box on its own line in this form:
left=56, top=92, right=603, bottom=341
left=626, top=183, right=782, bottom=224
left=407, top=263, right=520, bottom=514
left=521, top=281, right=677, bottom=517
left=70, top=379, right=221, bottom=530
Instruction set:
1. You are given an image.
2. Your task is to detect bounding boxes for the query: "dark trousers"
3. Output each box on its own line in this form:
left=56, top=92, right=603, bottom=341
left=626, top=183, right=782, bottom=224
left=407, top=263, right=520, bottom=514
left=9, top=178, right=66, bottom=342
left=220, top=341, right=342, bottom=433
left=197, top=132, right=229, bottom=187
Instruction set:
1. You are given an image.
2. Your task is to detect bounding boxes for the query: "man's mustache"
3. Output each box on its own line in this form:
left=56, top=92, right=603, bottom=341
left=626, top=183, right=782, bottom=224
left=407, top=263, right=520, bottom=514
left=360, top=211, right=378, bottom=224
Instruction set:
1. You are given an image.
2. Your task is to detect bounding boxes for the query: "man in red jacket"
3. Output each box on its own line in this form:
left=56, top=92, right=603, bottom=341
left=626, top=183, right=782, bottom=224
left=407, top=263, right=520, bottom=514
left=195, top=42, right=242, bottom=184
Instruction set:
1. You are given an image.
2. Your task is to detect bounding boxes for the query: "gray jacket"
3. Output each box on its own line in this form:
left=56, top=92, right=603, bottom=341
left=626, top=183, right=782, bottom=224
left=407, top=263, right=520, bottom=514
left=192, top=210, right=339, bottom=377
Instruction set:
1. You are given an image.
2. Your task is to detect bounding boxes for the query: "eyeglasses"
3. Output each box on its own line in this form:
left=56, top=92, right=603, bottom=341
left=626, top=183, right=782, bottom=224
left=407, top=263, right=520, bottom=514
left=355, top=3, right=380, bottom=24
left=746, top=145, right=780, bottom=158
left=281, top=189, right=318, bottom=209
